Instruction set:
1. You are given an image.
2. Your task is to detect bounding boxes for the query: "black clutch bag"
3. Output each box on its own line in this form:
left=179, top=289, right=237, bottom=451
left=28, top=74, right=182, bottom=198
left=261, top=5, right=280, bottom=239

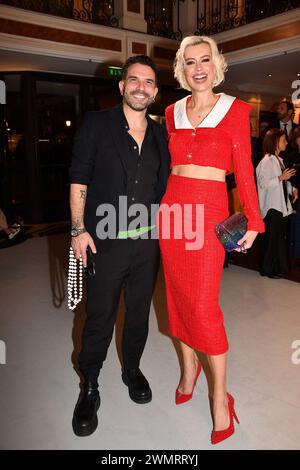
left=215, top=212, right=248, bottom=253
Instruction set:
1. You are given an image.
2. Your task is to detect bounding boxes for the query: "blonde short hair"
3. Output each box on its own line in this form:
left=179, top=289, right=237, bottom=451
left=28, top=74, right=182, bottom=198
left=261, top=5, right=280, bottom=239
left=174, top=35, right=228, bottom=91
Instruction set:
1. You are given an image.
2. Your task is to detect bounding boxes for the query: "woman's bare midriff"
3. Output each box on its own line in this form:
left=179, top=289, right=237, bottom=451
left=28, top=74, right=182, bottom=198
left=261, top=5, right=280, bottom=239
left=171, top=164, right=226, bottom=182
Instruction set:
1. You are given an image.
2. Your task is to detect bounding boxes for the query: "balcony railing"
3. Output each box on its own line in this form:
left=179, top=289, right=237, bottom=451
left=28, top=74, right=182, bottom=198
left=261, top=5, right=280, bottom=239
left=145, top=0, right=178, bottom=40
left=145, top=0, right=300, bottom=39
left=194, top=0, right=300, bottom=36
left=2, top=0, right=300, bottom=38
left=1, top=0, right=119, bottom=27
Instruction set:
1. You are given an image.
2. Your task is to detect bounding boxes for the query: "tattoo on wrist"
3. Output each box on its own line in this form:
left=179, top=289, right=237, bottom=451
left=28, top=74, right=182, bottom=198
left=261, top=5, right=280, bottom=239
left=80, top=190, right=87, bottom=200
left=72, top=219, right=84, bottom=229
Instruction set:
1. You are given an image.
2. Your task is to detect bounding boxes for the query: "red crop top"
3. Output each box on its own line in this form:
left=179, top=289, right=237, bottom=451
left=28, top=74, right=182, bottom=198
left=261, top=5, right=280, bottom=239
left=165, top=94, right=265, bottom=233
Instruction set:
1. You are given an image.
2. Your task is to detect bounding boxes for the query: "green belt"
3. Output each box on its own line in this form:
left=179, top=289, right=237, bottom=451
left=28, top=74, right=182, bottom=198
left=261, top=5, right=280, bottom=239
left=117, top=225, right=156, bottom=239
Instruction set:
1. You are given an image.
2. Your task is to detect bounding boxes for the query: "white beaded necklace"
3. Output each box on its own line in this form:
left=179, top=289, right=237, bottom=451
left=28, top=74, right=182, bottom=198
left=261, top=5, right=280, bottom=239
left=67, top=247, right=83, bottom=310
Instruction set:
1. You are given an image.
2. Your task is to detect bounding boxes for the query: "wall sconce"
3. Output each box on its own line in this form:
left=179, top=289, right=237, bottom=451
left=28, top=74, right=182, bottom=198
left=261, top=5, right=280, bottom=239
left=66, top=120, right=71, bottom=127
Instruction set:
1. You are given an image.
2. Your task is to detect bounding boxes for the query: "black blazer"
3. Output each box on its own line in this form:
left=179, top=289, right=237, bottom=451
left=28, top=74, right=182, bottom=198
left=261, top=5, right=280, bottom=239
left=270, top=119, right=298, bottom=137
left=69, top=105, right=170, bottom=250
left=284, top=148, right=300, bottom=191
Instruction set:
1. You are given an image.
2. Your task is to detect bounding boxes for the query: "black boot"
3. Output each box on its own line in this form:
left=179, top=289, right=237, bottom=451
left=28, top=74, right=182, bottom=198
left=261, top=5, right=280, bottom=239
left=122, top=368, right=152, bottom=404
left=72, top=381, right=100, bottom=437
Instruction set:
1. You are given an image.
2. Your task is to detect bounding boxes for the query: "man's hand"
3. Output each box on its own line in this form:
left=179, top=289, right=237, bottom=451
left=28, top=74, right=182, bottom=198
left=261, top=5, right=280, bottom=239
left=292, top=188, right=299, bottom=204
left=71, top=232, right=97, bottom=267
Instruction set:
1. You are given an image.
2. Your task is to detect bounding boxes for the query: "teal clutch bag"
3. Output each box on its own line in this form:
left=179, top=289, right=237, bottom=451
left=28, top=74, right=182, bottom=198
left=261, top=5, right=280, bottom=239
left=215, top=212, right=248, bottom=253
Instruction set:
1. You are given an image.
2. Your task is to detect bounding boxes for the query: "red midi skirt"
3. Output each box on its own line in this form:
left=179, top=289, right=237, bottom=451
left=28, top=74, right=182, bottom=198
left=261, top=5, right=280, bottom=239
left=158, top=174, right=230, bottom=355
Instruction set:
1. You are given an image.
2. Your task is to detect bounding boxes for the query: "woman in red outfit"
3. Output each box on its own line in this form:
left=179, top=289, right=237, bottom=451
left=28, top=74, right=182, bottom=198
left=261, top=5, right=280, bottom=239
left=157, top=36, right=265, bottom=444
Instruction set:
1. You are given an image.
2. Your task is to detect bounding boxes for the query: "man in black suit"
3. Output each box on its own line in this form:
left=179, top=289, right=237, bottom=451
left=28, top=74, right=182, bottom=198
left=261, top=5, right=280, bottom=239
left=69, top=55, right=169, bottom=436
left=275, top=99, right=298, bottom=140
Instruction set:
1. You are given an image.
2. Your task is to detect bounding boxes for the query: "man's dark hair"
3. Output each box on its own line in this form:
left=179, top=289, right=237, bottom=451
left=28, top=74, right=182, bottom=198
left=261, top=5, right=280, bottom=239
left=263, top=128, right=285, bottom=156
left=280, top=99, right=295, bottom=115
left=121, top=55, right=158, bottom=84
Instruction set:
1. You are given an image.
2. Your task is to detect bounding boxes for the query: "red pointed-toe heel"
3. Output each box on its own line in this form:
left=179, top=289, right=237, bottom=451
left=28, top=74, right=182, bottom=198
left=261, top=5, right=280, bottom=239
left=211, top=393, right=239, bottom=445
left=175, top=361, right=202, bottom=405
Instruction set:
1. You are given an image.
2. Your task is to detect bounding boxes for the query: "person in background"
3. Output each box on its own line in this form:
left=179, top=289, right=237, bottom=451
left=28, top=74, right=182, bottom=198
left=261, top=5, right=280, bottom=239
left=275, top=99, right=298, bottom=141
left=284, top=126, right=300, bottom=191
left=0, top=208, right=20, bottom=239
left=0, top=208, right=25, bottom=249
left=284, top=127, right=300, bottom=262
left=256, top=129, right=298, bottom=278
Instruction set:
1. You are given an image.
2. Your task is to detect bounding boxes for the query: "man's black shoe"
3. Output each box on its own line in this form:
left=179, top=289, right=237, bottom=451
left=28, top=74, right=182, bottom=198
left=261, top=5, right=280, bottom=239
left=122, top=368, right=152, bottom=404
left=72, top=382, right=100, bottom=436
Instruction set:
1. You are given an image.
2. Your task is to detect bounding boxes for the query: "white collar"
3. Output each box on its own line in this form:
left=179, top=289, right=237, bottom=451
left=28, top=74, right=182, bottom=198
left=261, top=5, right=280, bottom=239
left=173, top=92, right=236, bottom=129
left=280, top=120, right=292, bottom=128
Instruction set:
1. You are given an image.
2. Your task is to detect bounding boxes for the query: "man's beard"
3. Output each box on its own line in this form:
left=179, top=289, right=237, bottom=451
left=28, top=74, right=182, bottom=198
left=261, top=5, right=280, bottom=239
left=123, top=90, right=153, bottom=111
left=278, top=113, right=289, bottom=121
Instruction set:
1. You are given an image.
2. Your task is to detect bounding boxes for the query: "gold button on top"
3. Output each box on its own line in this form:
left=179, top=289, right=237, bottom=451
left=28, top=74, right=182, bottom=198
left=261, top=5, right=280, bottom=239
left=192, top=131, right=196, bottom=136
left=186, top=153, right=192, bottom=159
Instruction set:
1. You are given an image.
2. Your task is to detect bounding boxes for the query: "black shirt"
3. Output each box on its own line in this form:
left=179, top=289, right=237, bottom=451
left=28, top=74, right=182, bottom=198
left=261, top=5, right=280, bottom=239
left=118, top=106, right=160, bottom=227
left=118, top=107, right=160, bottom=228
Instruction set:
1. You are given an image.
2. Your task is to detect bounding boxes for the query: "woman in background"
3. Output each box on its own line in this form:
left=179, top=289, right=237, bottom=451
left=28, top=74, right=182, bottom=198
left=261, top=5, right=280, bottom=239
left=256, top=128, right=298, bottom=278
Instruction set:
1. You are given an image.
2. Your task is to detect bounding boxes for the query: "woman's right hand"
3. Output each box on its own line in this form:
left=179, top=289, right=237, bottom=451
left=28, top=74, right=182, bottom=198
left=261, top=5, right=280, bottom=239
left=71, top=232, right=97, bottom=267
left=279, top=168, right=296, bottom=181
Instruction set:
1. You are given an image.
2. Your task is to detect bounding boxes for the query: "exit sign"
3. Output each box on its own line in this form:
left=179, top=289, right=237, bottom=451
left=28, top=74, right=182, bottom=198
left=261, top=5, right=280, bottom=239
left=108, top=67, right=122, bottom=78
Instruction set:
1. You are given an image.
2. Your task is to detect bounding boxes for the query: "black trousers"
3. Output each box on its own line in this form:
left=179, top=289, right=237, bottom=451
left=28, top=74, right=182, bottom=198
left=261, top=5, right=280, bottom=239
left=78, top=237, right=160, bottom=384
left=261, top=208, right=289, bottom=275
